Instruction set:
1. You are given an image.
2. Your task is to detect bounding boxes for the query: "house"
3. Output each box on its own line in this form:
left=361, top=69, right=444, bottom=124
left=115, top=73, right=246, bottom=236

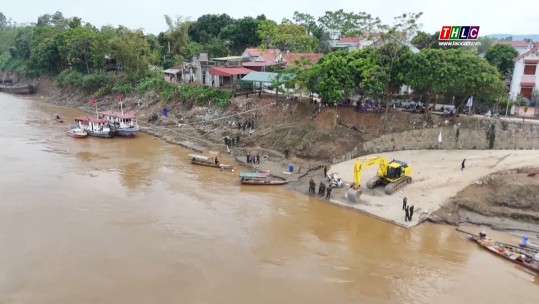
left=241, top=71, right=296, bottom=92
left=242, top=48, right=281, bottom=61
left=209, top=66, right=253, bottom=88
left=509, top=46, right=539, bottom=102
left=493, top=40, right=535, bottom=55
left=329, top=34, right=380, bottom=51
left=241, top=48, right=283, bottom=72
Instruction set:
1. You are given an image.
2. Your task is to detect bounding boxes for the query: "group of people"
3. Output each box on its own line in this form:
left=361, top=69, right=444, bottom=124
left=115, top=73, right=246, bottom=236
left=246, top=152, right=260, bottom=166
left=309, top=178, right=332, bottom=200
left=224, top=135, right=240, bottom=147
left=238, top=120, right=255, bottom=136
left=402, top=197, right=415, bottom=222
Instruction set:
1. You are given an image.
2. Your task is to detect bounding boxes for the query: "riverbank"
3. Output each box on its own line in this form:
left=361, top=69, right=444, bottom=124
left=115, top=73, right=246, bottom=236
left=31, top=80, right=539, bottom=231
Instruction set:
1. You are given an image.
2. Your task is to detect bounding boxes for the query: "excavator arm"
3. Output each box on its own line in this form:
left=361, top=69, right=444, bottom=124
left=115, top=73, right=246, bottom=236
left=352, top=156, right=388, bottom=189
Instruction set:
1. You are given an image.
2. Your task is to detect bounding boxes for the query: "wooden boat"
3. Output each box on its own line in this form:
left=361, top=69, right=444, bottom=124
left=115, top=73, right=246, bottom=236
left=239, top=172, right=288, bottom=185
left=470, top=234, right=539, bottom=273
left=188, top=154, right=234, bottom=170
left=0, top=83, right=36, bottom=94
left=66, top=127, right=88, bottom=138
left=100, top=110, right=139, bottom=137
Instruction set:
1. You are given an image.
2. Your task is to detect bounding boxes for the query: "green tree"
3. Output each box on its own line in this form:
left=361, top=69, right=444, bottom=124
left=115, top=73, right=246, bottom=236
left=318, top=9, right=381, bottom=39
left=484, top=44, right=519, bottom=78
left=162, top=15, right=191, bottom=62
left=56, top=27, right=99, bottom=74
left=219, top=17, right=262, bottom=53
left=257, top=20, right=317, bottom=52
left=188, top=14, right=234, bottom=44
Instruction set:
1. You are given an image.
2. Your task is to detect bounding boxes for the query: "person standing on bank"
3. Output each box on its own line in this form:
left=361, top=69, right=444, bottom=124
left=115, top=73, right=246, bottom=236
left=326, top=186, right=332, bottom=200
left=461, top=158, right=466, bottom=171
left=404, top=205, right=410, bottom=222
left=323, top=166, right=327, bottom=178
left=402, top=196, right=407, bottom=210
left=409, top=205, right=415, bottom=221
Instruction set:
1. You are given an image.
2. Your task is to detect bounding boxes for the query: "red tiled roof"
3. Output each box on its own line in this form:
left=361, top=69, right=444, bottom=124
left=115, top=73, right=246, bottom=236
left=494, top=40, right=530, bottom=48
left=339, top=37, right=360, bottom=43
left=244, top=48, right=281, bottom=57
left=283, top=53, right=323, bottom=66
left=100, top=110, right=136, bottom=119
left=209, top=67, right=252, bottom=77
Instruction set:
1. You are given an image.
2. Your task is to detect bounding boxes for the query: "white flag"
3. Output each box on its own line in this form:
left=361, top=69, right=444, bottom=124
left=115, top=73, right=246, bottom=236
left=438, top=131, right=442, bottom=144
left=466, top=96, right=473, bottom=107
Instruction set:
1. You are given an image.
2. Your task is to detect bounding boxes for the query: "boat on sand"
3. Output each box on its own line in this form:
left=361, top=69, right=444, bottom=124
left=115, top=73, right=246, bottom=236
left=239, top=172, right=288, bottom=185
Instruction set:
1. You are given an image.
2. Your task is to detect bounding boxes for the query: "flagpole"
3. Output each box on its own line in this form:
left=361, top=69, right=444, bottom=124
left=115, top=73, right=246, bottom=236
left=95, top=101, right=98, bottom=118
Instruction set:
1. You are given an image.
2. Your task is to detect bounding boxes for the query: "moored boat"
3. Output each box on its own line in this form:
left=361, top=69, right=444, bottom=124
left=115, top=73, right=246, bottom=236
left=74, top=116, right=115, bottom=138
left=189, top=153, right=235, bottom=170
left=100, top=110, right=139, bottom=137
left=0, top=83, right=36, bottom=94
left=66, top=126, right=88, bottom=138
left=470, top=232, right=539, bottom=273
left=239, top=172, right=288, bottom=185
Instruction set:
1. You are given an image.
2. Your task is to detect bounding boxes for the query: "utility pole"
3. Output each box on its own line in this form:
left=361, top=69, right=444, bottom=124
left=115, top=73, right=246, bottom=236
left=505, top=92, right=511, bottom=117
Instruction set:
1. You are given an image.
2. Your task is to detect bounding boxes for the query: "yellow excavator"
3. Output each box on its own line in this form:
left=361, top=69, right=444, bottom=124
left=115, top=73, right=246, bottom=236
left=347, top=156, right=412, bottom=203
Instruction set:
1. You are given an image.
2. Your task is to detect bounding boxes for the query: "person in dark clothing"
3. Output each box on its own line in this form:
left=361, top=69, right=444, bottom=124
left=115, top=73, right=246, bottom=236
left=284, top=149, right=289, bottom=159
left=214, top=157, right=219, bottom=165
left=238, top=122, right=242, bottom=130
left=223, top=137, right=227, bottom=145
left=231, top=137, right=235, bottom=147
left=405, top=205, right=410, bottom=222
left=309, top=178, right=315, bottom=194
left=256, top=154, right=260, bottom=165
left=323, top=166, right=327, bottom=178
left=408, top=205, right=415, bottom=221
left=403, top=197, right=408, bottom=210
left=243, top=123, right=246, bottom=132
left=326, top=187, right=332, bottom=199
left=246, top=152, right=250, bottom=163
left=236, top=135, right=240, bottom=145
left=461, top=159, right=466, bottom=171
left=318, top=181, right=326, bottom=196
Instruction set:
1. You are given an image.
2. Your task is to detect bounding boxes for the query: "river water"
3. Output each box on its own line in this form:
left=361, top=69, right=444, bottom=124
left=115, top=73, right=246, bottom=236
left=0, top=93, right=537, bottom=303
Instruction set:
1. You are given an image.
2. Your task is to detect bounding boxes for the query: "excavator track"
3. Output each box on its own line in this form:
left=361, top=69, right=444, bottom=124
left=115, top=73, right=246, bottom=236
left=366, top=176, right=382, bottom=189
left=384, top=176, right=412, bottom=194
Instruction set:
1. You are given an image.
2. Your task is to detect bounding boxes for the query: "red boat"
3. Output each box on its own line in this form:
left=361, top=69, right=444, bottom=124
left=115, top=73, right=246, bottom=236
left=239, top=172, right=288, bottom=185
left=470, top=233, right=539, bottom=273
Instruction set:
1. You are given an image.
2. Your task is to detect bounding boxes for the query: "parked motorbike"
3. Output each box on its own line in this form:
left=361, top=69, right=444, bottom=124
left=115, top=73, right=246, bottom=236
left=327, top=173, right=344, bottom=188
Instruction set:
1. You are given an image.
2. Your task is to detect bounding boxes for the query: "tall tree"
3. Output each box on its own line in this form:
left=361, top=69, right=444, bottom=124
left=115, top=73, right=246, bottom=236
left=484, top=44, right=519, bottom=78
left=162, top=15, right=191, bottom=62
left=318, top=10, right=381, bottom=39
left=219, top=17, right=262, bottom=53
left=188, top=14, right=234, bottom=44
left=257, top=20, right=317, bottom=52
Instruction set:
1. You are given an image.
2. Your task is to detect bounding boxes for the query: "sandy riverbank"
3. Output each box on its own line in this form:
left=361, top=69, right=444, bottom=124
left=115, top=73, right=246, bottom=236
left=324, top=150, right=539, bottom=228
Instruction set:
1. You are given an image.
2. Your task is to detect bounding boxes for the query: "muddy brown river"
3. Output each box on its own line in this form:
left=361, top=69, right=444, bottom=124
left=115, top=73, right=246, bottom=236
left=0, top=93, right=538, bottom=303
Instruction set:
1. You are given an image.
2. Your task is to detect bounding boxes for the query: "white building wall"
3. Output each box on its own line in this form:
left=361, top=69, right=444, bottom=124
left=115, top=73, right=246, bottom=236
left=510, top=58, right=525, bottom=100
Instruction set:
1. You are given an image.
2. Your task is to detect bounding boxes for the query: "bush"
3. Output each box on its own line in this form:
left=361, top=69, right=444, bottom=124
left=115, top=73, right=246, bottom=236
left=55, top=69, right=85, bottom=88
left=81, top=73, right=116, bottom=94
left=177, top=84, right=232, bottom=108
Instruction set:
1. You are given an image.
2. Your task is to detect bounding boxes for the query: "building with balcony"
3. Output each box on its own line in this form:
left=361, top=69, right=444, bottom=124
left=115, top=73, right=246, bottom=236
left=509, top=46, right=539, bottom=101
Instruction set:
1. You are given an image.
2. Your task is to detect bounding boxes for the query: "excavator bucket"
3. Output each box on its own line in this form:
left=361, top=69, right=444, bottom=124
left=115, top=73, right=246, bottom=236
left=347, top=188, right=362, bottom=204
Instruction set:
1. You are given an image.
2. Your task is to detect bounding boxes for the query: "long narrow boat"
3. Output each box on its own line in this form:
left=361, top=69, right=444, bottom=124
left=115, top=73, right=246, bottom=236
left=470, top=233, right=539, bottom=273
left=0, top=83, right=36, bottom=94
left=239, top=172, right=288, bottom=186
left=188, top=154, right=234, bottom=170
